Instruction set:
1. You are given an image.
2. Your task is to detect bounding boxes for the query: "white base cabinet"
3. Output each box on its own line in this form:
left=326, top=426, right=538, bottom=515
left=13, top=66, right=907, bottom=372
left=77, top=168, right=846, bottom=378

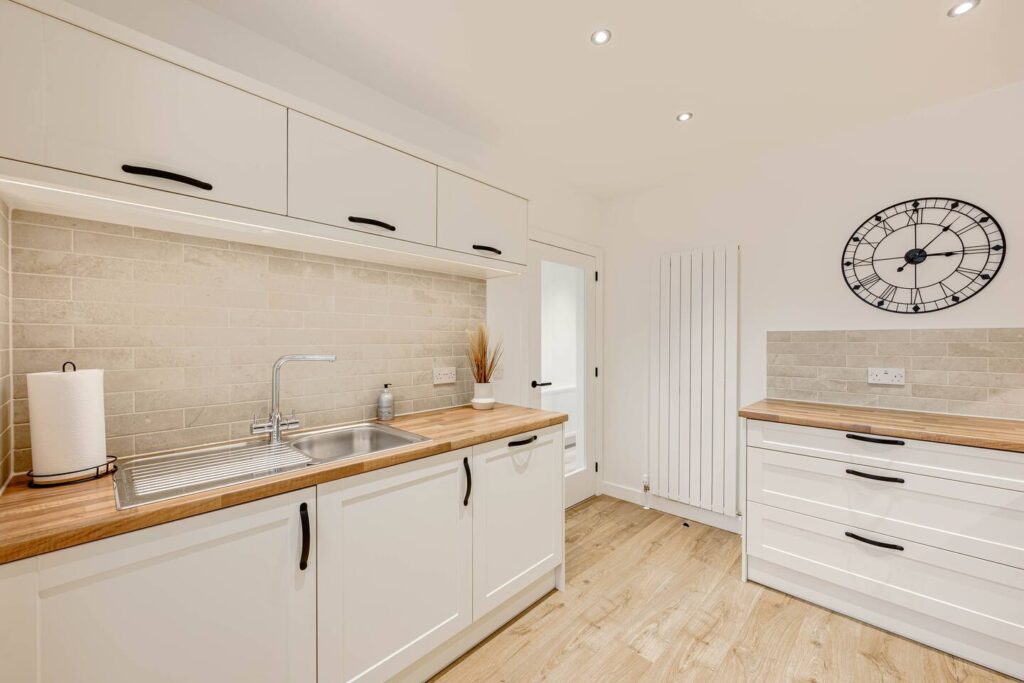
left=0, top=488, right=317, bottom=683
left=317, top=450, right=473, bottom=683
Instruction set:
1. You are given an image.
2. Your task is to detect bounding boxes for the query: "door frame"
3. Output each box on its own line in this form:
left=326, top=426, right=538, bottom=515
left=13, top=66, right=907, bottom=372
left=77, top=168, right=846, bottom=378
left=527, top=230, right=604, bottom=508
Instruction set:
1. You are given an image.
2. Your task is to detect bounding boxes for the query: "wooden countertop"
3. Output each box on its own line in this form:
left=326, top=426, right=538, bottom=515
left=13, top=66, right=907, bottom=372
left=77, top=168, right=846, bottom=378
left=0, top=404, right=567, bottom=566
left=740, top=399, right=1024, bottom=453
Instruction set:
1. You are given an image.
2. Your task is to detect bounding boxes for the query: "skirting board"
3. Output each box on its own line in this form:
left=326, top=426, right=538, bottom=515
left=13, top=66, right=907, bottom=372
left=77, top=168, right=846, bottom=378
left=393, top=567, right=559, bottom=682
left=599, top=481, right=742, bottom=534
left=748, top=557, right=1024, bottom=681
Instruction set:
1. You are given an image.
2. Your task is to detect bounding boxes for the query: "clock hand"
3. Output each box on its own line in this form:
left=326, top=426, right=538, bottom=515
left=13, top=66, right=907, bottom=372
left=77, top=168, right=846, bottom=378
left=919, top=226, right=952, bottom=252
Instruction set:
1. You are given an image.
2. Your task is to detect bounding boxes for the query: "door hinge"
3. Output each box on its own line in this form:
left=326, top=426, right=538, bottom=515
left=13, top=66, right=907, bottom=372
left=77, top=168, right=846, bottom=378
left=642, top=480, right=651, bottom=493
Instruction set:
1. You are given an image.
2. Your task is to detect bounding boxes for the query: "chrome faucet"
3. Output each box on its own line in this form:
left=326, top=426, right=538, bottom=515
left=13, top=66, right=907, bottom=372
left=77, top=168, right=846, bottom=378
left=252, top=354, right=336, bottom=444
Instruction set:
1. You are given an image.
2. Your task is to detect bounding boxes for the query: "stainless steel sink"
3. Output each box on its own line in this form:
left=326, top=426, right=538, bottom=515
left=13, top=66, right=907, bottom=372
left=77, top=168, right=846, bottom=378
left=113, top=423, right=428, bottom=509
left=286, top=423, right=428, bottom=462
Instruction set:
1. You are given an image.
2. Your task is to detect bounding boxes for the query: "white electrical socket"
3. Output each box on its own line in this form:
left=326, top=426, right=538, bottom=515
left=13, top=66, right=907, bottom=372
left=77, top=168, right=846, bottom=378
left=432, top=367, right=457, bottom=385
left=868, top=367, right=905, bottom=385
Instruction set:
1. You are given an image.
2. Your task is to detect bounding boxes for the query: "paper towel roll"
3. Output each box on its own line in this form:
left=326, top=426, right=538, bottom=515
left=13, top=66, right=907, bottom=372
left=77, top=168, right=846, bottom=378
left=27, top=368, right=107, bottom=483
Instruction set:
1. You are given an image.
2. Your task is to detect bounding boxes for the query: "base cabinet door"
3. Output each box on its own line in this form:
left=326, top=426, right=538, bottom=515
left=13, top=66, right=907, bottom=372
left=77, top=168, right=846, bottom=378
left=0, top=488, right=317, bottom=683
left=471, top=426, right=563, bottom=619
left=317, top=450, right=473, bottom=683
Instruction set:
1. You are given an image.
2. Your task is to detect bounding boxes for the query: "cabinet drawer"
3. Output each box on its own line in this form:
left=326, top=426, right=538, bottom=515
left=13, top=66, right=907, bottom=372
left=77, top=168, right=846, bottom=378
left=748, top=446, right=1024, bottom=568
left=437, top=168, right=528, bottom=265
left=746, top=502, right=1024, bottom=646
left=1, top=3, right=287, bottom=213
left=288, top=111, right=437, bottom=246
left=748, top=420, right=1024, bottom=492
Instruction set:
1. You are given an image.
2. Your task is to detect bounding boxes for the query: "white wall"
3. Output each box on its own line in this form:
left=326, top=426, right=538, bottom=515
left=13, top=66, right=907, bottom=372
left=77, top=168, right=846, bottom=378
left=601, top=80, right=1024, bottom=493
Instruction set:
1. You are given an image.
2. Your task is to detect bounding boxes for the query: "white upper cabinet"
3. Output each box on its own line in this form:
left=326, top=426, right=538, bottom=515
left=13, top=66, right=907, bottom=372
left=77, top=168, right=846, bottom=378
left=0, top=488, right=317, bottom=683
left=0, top=2, right=46, bottom=164
left=288, top=111, right=437, bottom=246
left=0, top=1, right=287, bottom=213
left=471, top=426, right=563, bottom=618
left=437, top=168, right=528, bottom=265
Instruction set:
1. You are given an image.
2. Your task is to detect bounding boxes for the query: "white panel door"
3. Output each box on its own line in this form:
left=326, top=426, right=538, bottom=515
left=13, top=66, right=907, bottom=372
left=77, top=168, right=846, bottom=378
left=0, top=1, right=46, bottom=165
left=471, top=426, right=564, bottom=619
left=30, top=5, right=287, bottom=212
left=437, top=168, right=528, bottom=264
left=317, top=450, right=472, bottom=683
left=288, top=111, right=437, bottom=246
left=0, top=488, right=317, bottom=683
left=649, top=247, right=739, bottom=514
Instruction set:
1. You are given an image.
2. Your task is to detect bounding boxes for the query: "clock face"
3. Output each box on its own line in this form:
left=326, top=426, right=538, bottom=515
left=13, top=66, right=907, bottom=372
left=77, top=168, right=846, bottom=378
left=842, top=198, right=1005, bottom=314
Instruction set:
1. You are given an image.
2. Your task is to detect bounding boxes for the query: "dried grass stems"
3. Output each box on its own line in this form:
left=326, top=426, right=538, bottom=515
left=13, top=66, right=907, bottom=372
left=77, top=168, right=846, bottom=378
left=468, top=323, right=503, bottom=384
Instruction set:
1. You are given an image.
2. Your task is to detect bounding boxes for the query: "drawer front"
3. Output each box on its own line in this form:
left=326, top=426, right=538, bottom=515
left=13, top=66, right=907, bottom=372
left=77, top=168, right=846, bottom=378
left=748, top=446, right=1024, bottom=568
left=437, top=168, right=528, bottom=265
left=746, top=502, right=1024, bottom=646
left=748, top=420, right=1024, bottom=492
left=288, top=111, right=437, bottom=247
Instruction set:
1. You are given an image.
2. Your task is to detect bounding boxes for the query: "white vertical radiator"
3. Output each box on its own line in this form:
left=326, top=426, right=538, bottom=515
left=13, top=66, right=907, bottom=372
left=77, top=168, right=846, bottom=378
left=648, top=247, right=739, bottom=515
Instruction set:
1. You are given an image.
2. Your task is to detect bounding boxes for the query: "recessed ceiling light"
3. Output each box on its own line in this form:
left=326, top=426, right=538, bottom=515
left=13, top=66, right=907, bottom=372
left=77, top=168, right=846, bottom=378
left=590, top=29, right=612, bottom=45
left=947, top=0, right=980, bottom=17
left=676, top=112, right=694, bottom=122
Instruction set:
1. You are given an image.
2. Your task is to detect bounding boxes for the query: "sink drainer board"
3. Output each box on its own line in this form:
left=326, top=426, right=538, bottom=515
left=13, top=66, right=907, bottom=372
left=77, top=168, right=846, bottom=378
left=114, top=441, right=311, bottom=509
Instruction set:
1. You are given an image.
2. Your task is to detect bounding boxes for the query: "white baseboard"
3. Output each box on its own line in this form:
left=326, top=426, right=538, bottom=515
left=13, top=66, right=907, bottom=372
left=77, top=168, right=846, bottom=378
left=599, top=481, right=742, bottom=534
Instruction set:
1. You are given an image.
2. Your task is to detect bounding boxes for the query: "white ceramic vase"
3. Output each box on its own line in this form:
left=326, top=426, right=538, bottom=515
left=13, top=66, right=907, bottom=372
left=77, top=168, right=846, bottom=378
left=471, top=382, right=495, bottom=410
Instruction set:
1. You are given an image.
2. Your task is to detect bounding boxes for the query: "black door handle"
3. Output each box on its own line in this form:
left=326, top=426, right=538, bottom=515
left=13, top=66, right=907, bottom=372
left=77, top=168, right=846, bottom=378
left=508, top=435, right=538, bottom=448
left=348, top=216, right=396, bottom=231
left=472, top=244, right=502, bottom=255
left=298, top=502, right=310, bottom=571
left=846, top=433, right=905, bottom=446
left=121, top=164, right=213, bottom=191
left=845, top=468, right=905, bottom=484
left=845, top=531, right=904, bottom=552
left=531, top=380, right=552, bottom=388
left=463, top=457, right=472, bottom=506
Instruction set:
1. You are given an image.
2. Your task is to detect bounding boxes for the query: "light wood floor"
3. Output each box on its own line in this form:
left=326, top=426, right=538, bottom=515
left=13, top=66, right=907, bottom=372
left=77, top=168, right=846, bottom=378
left=433, top=495, right=1014, bottom=682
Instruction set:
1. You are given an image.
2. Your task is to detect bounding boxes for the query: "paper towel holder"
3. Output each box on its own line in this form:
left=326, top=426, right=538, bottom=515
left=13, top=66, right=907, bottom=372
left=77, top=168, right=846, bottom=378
left=26, top=359, right=117, bottom=488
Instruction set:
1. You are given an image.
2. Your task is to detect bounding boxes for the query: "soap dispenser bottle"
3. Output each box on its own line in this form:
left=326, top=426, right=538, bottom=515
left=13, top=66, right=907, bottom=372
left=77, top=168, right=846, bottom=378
left=377, top=384, right=394, bottom=421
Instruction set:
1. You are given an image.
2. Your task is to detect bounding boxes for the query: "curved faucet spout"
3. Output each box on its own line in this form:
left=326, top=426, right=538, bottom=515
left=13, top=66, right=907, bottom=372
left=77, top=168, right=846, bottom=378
left=254, top=354, right=337, bottom=443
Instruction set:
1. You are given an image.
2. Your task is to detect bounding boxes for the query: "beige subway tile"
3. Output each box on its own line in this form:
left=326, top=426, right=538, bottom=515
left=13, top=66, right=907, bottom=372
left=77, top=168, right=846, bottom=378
left=13, top=273, right=71, bottom=300
left=134, top=425, right=232, bottom=455
left=13, top=299, right=132, bottom=325
left=905, top=370, right=948, bottom=385
left=767, top=387, right=819, bottom=402
left=989, top=358, right=1024, bottom=374
left=948, top=342, right=1024, bottom=358
left=845, top=329, right=910, bottom=342
left=183, top=286, right=267, bottom=309
left=947, top=400, right=1024, bottom=420
left=13, top=449, right=31, bottom=473
left=911, top=356, right=988, bottom=372
left=988, top=328, right=1024, bottom=342
left=270, top=256, right=334, bottom=280
left=133, top=227, right=232, bottom=250
left=135, top=386, right=232, bottom=412
left=845, top=355, right=910, bottom=368
left=184, top=245, right=268, bottom=271
left=12, top=324, right=73, bottom=349
left=818, top=391, right=879, bottom=407
left=911, top=328, right=987, bottom=342
left=875, top=342, right=947, bottom=357
left=74, top=231, right=183, bottom=262
left=133, top=305, right=228, bottom=327
left=912, top=383, right=987, bottom=402
left=107, top=410, right=183, bottom=437
left=74, top=278, right=182, bottom=305
left=766, top=342, right=819, bottom=355
left=184, top=401, right=266, bottom=427
left=819, top=342, right=877, bottom=356
left=767, top=365, right=819, bottom=379
left=13, top=211, right=132, bottom=235
left=13, top=348, right=133, bottom=373
left=11, top=223, right=72, bottom=251
left=11, top=249, right=132, bottom=280
left=75, top=325, right=184, bottom=348
left=875, top=395, right=948, bottom=413
left=845, top=381, right=912, bottom=396
left=229, top=309, right=304, bottom=328
left=232, top=242, right=303, bottom=259
left=105, top=367, right=185, bottom=392
left=133, top=347, right=231, bottom=369
left=987, top=388, right=1024, bottom=405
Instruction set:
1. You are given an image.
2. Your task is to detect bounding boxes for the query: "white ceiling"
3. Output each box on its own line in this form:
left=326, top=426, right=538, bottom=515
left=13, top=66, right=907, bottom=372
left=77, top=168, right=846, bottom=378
left=186, top=0, right=1024, bottom=195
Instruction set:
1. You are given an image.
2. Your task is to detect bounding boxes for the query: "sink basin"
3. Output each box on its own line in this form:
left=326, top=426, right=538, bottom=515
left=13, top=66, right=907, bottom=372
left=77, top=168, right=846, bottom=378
left=286, top=423, right=428, bottom=462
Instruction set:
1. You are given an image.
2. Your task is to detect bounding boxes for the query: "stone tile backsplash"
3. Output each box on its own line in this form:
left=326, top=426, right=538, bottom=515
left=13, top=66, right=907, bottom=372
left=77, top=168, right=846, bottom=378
left=767, top=328, right=1024, bottom=420
left=10, top=211, right=484, bottom=471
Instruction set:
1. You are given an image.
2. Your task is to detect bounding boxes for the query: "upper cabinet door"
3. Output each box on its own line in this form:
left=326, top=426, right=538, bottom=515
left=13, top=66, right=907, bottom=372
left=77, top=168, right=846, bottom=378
left=0, top=2, right=46, bottom=165
left=437, top=168, right=528, bottom=265
left=288, top=111, right=437, bottom=246
left=4, top=3, right=288, bottom=213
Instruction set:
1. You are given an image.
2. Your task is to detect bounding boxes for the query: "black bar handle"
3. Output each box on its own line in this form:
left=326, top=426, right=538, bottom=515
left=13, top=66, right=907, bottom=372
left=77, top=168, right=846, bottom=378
left=508, top=435, right=538, bottom=448
left=349, top=216, right=396, bottom=232
left=472, top=244, right=502, bottom=255
left=845, top=531, right=904, bottom=552
left=846, top=433, right=905, bottom=447
left=531, top=380, right=552, bottom=388
left=299, top=502, right=310, bottom=571
left=463, top=457, right=472, bottom=506
left=121, top=164, right=213, bottom=191
left=845, top=468, right=905, bottom=484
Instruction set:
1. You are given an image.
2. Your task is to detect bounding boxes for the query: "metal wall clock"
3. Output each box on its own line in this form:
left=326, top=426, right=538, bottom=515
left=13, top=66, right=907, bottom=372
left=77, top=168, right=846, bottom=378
left=842, top=197, right=1005, bottom=313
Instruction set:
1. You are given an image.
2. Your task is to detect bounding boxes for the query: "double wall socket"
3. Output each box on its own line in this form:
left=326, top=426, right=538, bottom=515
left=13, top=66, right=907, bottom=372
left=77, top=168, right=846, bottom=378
left=432, top=367, right=457, bottom=385
left=868, top=367, right=905, bottom=385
